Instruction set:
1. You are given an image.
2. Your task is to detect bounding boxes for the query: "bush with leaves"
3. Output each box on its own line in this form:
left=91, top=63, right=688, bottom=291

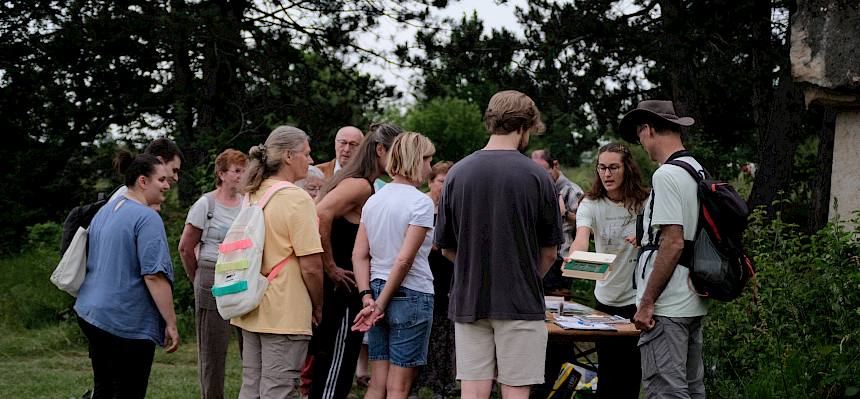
left=704, top=208, right=860, bottom=398
left=401, top=97, right=487, bottom=163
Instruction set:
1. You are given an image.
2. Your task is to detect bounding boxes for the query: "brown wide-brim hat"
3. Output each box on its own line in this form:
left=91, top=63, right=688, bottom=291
left=618, top=100, right=695, bottom=143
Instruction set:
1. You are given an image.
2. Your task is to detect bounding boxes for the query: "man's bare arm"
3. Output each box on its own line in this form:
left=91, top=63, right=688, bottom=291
left=538, top=245, right=558, bottom=277
left=633, top=224, right=684, bottom=330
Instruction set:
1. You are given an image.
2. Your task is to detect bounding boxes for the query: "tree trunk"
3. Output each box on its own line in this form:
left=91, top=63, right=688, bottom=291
left=748, top=71, right=806, bottom=212
left=181, top=0, right=248, bottom=204
left=658, top=0, right=701, bottom=123
left=808, top=106, right=837, bottom=231
left=169, top=0, right=197, bottom=205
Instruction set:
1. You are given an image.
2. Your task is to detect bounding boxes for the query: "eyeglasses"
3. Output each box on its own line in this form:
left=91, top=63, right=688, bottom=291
left=596, top=164, right=622, bottom=175
left=336, top=139, right=360, bottom=148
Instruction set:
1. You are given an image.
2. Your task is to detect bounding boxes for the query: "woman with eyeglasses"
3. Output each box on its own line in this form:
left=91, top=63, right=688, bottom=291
left=567, top=142, right=650, bottom=399
left=178, top=148, right=247, bottom=399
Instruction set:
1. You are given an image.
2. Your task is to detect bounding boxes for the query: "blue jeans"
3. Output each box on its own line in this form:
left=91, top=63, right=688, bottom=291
left=367, top=279, right=434, bottom=368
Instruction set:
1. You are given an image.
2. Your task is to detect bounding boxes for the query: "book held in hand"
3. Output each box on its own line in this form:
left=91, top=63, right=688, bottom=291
left=562, top=251, right=616, bottom=280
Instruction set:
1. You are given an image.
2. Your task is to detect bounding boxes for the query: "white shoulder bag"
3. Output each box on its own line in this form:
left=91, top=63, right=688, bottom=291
left=50, top=226, right=88, bottom=297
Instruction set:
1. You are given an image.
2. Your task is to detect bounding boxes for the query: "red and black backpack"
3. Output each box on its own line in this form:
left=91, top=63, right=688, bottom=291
left=643, top=150, right=755, bottom=302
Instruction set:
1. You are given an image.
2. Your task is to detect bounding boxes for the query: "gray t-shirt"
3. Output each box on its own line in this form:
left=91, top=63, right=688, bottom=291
left=556, top=172, right=584, bottom=258
left=185, top=194, right=241, bottom=262
left=434, top=150, right=564, bottom=322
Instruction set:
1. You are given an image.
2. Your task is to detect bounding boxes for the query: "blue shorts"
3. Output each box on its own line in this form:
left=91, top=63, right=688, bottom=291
left=367, top=279, right=434, bottom=368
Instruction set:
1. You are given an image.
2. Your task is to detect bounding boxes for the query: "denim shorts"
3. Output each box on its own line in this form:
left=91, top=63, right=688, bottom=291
left=367, top=279, right=434, bottom=367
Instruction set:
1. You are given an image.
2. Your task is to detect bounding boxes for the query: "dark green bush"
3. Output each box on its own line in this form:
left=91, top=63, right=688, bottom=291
left=25, top=222, right=62, bottom=253
left=705, top=208, right=860, bottom=398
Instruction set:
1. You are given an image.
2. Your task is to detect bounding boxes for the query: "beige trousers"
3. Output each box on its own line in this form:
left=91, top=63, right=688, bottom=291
left=239, top=330, right=309, bottom=399
left=196, top=259, right=238, bottom=399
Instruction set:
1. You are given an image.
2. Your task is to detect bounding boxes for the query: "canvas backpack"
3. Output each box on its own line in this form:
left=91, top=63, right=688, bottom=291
left=643, top=150, right=755, bottom=302
left=60, top=185, right=123, bottom=255
left=211, top=181, right=297, bottom=320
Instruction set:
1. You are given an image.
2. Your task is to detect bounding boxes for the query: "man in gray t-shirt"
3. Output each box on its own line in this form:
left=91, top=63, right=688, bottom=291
left=434, top=90, right=563, bottom=397
left=531, top=148, right=584, bottom=295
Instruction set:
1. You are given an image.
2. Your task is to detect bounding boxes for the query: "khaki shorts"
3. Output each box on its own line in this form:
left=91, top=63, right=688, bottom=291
left=455, top=319, right=548, bottom=386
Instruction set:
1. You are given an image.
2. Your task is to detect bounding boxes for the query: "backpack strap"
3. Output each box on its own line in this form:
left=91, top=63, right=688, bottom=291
left=257, top=181, right=299, bottom=208
left=638, top=150, right=696, bottom=281
left=661, top=157, right=706, bottom=268
left=665, top=159, right=709, bottom=182
left=256, top=180, right=300, bottom=282
left=267, top=258, right=290, bottom=283
left=645, top=150, right=696, bottom=247
left=204, top=192, right=217, bottom=220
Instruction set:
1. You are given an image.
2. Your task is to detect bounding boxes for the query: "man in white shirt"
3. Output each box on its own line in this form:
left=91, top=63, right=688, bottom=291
left=619, top=100, right=707, bottom=399
left=316, top=126, right=364, bottom=179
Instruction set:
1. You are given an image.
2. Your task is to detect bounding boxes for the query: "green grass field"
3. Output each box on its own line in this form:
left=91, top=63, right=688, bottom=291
left=0, top=243, right=244, bottom=398
left=0, top=322, right=245, bottom=398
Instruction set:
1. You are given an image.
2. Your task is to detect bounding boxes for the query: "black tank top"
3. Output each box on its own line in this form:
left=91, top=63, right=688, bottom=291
left=329, top=216, right=359, bottom=272
left=328, top=177, right=374, bottom=272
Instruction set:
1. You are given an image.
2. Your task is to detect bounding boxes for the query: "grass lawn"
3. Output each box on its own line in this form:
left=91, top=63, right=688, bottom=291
left=0, top=323, right=244, bottom=398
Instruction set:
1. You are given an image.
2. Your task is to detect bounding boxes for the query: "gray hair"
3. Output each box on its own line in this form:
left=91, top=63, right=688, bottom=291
left=242, top=125, right=309, bottom=194
left=295, top=165, right=325, bottom=189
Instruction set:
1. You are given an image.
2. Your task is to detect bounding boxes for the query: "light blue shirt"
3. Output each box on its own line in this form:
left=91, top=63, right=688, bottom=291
left=75, top=197, right=174, bottom=344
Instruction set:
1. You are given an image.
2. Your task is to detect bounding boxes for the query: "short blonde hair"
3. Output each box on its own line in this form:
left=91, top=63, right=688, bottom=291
left=483, top=90, right=545, bottom=135
left=385, top=132, right=435, bottom=183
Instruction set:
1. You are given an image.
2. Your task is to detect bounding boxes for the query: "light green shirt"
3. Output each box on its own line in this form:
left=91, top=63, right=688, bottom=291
left=638, top=157, right=708, bottom=317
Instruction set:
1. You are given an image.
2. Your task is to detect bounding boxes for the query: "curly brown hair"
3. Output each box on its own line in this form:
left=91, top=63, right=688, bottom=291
left=585, top=143, right=649, bottom=215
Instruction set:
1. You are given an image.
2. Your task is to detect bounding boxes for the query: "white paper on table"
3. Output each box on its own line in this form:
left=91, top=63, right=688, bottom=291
left=554, top=316, right=616, bottom=331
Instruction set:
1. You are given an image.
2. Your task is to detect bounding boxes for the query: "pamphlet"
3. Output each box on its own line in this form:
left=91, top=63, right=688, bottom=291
left=553, top=315, right=616, bottom=331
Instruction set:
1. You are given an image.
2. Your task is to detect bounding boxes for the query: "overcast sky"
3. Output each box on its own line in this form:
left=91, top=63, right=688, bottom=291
left=354, top=0, right=528, bottom=103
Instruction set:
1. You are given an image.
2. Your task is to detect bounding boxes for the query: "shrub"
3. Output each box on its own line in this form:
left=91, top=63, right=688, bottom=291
left=402, top=97, right=486, bottom=163
left=25, top=222, right=62, bottom=253
left=704, top=208, right=860, bottom=398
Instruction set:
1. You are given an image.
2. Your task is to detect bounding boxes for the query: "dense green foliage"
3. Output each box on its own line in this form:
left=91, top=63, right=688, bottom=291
left=0, top=0, right=838, bottom=251
left=401, top=97, right=486, bottom=163
left=704, top=209, right=860, bottom=398
left=0, top=0, right=441, bottom=251
left=399, top=0, right=834, bottom=224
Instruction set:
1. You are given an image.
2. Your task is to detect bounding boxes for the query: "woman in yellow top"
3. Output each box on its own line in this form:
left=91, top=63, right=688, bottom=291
left=232, top=125, right=325, bottom=399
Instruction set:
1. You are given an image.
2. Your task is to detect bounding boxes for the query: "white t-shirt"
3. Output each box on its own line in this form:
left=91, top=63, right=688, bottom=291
left=108, top=186, right=128, bottom=203
left=576, top=197, right=638, bottom=307
left=638, top=156, right=708, bottom=317
left=185, top=194, right=241, bottom=262
left=361, top=182, right=435, bottom=294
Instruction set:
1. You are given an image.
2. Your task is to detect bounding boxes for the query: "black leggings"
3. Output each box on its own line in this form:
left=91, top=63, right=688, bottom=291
left=309, top=281, right=364, bottom=399
left=77, top=316, right=156, bottom=399
left=594, top=301, right=641, bottom=399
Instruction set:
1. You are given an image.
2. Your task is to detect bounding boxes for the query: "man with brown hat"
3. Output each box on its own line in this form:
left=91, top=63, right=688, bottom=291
left=619, top=100, right=707, bottom=398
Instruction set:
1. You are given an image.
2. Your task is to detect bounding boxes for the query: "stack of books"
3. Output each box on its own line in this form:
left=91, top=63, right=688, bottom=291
left=562, top=251, right=616, bottom=280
